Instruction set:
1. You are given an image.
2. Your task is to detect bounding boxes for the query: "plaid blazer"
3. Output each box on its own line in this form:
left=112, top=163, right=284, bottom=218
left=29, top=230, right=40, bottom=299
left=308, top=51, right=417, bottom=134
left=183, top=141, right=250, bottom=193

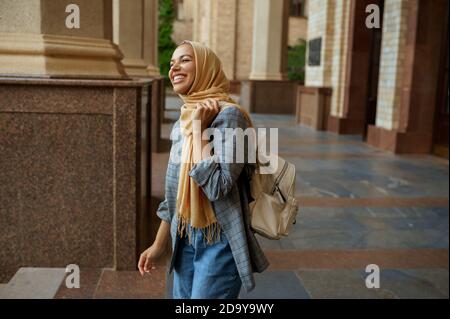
left=156, top=106, right=269, bottom=293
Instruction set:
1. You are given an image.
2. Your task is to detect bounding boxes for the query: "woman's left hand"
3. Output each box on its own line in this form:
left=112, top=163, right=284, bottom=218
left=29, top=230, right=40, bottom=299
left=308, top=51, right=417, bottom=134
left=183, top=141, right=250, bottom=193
left=192, top=99, right=220, bottom=132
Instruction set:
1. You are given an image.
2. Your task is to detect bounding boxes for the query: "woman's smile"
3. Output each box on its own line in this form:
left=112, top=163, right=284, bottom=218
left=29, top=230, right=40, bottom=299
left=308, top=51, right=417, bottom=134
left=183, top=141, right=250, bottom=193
left=172, top=73, right=187, bottom=84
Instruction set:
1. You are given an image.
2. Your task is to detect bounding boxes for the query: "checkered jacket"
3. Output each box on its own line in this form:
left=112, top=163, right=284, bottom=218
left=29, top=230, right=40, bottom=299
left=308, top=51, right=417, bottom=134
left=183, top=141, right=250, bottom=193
left=156, top=106, right=269, bottom=293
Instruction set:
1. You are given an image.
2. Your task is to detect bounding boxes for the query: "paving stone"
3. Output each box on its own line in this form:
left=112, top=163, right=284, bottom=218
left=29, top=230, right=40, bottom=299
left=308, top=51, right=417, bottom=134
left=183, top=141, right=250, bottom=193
left=296, top=269, right=396, bottom=299
left=93, top=269, right=166, bottom=299
left=238, top=271, right=310, bottom=299
left=363, top=268, right=449, bottom=299
left=54, top=267, right=103, bottom=299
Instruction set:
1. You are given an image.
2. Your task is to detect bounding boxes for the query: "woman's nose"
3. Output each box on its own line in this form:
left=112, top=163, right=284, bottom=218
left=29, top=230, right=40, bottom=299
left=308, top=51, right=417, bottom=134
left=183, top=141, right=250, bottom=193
left=171, top=61, right=181, bottom=70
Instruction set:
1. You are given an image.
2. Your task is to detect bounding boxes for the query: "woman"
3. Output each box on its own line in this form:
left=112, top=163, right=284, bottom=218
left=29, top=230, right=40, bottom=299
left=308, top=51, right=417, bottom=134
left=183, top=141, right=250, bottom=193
left=138, top=40, right=269, bottom=299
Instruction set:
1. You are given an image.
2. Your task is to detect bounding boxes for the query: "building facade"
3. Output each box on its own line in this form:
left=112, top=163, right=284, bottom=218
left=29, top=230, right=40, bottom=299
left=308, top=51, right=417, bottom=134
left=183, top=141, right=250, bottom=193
left=173, top=0, right=448, bottom=156
left=304, top=0, right=448, bottom=156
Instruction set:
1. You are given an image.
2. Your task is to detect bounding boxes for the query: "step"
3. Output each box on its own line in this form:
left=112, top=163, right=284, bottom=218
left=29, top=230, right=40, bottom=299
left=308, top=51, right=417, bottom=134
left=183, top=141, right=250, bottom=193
left=0, top=267, right=66, bottom=299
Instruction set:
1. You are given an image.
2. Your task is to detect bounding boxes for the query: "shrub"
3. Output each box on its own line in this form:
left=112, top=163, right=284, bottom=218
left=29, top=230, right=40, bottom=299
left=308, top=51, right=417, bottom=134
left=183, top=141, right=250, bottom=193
left=287, top=39, right=306, bottom=84
left=159, top=0, right=177, bottom=79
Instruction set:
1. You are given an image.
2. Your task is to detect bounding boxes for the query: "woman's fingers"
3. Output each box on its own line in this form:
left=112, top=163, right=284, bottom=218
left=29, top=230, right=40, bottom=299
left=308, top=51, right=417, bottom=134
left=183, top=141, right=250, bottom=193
left=207, top=99, right=215, bottom=111
left=138, top=253, right=145, bottom=276
left=212, top=100, right=220, bottom=113
left=143, top=255, right=156, bottom=273
left=193, top=100, right=220, bottom=131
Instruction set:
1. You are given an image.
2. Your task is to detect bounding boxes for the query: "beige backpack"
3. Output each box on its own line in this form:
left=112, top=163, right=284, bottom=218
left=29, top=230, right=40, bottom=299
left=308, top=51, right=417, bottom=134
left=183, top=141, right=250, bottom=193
left=216, top=102, right=299, bottom=240
left=248, top=154, right=299, bottom=240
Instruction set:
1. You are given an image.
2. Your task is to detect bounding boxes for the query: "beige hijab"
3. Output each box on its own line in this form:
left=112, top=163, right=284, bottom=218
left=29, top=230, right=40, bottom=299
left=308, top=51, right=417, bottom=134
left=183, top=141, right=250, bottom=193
left=175, top=40, right=253, bottom=245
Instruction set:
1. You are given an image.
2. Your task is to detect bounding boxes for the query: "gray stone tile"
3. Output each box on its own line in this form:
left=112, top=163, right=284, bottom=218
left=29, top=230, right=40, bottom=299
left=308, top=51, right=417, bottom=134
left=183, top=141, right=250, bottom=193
left=366, top=268, right=449, bottom=299
left=399, top=269, right=449, bottom=297
left=288, top=229, right=368, bottom=250
left=255, top=234, right=296, bottom=250
left=239, top=271, right=310, bottom=299
left=363, top=229, right=448, bottom=249
left=296, top=269, right=397, bottom=299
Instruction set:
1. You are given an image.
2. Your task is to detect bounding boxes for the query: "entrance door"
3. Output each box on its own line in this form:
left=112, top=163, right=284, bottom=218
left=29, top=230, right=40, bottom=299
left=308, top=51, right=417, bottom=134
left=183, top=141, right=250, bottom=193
left=363, top=0, right=384, bottom=140
left=433, top=8, right=449, bottom=158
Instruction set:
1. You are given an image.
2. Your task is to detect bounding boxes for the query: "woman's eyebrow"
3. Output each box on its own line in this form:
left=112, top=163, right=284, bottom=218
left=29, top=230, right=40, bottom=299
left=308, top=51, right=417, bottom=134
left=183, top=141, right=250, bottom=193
left=170, top=54, right=193, bottom=62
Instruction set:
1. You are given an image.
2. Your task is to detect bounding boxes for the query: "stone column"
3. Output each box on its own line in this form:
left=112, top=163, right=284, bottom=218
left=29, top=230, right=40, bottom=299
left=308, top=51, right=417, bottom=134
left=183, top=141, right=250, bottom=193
left=328, top=0, right=375, bottom=135
left=367, top=0, right=448, bottom=153
left=112, top=0, right=160, bottom=77
left=0, top=0, right=126, bottom=78
left=192, top=0, right=237, bottom=80
left=249, top=0, right=288, bottom=80
left=241, top=0, right=295, bottom=114
left=304, top=0, right=335, bottom=88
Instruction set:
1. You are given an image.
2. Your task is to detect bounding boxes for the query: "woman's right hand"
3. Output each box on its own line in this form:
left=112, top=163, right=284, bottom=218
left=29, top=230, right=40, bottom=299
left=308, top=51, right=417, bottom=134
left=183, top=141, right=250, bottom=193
left=138, top=242, right=167, bottom=276
left=192, top=99, right=220, bottom=132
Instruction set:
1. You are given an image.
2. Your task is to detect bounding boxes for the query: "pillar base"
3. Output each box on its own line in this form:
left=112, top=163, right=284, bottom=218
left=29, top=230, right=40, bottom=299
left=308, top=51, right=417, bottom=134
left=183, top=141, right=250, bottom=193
left=366, top=125, right=433, bottom=154
left=296, top=86, right=332, bottom=130
left=146, top=64, right=161, bottom=77
left=0, top=33, right=127, bottom=79
left=327, top=115, right=366, bottom=135
left=241, top=80, right=297, bottom=114
left=0, top=77, right=152, bottom=280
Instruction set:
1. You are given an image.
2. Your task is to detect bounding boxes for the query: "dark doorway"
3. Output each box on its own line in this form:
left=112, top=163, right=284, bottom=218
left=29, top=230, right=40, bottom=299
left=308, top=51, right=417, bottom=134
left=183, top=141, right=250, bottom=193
left=363, top=0, right=384, bottom=140
left=433, top=6, right=449, bottom=157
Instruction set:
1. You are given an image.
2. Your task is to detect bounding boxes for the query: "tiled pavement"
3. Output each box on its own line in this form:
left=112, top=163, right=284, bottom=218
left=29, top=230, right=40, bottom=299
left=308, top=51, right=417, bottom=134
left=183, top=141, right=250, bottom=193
left=5, top=95, right=447, bottom=299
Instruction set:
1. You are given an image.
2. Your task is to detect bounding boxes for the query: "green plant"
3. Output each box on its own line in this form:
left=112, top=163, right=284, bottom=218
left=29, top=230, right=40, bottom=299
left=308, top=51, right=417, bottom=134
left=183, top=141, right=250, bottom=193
left=287, top=39, right=306, bottom=84
left=159, top=0, right=177, bottom=79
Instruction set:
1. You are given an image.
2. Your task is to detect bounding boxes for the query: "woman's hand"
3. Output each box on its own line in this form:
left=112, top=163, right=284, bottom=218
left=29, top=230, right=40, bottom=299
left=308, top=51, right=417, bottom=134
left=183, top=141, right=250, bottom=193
left=192, top=99, right=221, bottom=132
left=138, top=220, right=170, bottom=276
left=138, top=242, right=167, bottom=276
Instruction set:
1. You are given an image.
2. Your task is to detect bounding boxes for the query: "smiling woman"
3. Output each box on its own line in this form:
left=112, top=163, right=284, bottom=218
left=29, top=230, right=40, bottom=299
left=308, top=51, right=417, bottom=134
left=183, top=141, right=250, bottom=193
left=138, top=40, right=269, bottom=299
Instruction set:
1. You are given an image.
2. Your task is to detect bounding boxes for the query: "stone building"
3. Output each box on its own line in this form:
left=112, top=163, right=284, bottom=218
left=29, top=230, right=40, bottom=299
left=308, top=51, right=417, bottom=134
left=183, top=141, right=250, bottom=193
left=301, top=0, right=448, bottom=157
left=173, top=0, right=448, bottom=157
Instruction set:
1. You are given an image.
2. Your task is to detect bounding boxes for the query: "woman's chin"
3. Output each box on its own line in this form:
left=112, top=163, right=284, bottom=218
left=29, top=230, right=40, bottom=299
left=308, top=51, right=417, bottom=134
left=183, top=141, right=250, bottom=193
left=172, top=85, right=189, bottom=95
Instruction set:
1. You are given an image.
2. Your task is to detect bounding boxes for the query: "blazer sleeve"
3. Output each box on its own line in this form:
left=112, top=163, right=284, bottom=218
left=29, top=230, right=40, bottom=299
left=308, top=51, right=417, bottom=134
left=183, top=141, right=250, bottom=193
left=156, top=198, right=171, bottom=223
left=188, top=106, right=251, bottom=202
left=156, top=119, right=180, bottom=224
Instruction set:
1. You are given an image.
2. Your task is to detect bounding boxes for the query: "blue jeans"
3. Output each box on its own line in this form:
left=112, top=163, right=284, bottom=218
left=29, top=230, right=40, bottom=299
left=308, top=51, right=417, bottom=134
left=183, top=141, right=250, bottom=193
left=172, top=228, right=242, bottom=299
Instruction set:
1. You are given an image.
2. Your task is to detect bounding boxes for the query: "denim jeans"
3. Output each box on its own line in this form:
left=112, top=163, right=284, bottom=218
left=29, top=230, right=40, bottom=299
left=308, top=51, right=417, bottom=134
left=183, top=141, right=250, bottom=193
left=172, top=228, right=242, bottom=299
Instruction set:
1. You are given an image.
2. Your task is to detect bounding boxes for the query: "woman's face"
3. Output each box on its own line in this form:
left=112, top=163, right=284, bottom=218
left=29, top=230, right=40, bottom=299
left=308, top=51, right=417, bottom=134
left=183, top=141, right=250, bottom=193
left=169, top=44, right=196, bottom=95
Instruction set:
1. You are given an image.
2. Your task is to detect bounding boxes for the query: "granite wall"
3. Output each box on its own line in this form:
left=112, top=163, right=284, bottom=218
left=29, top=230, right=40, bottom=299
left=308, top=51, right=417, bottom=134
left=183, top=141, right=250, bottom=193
left=0, top=77, right=153, bottom=282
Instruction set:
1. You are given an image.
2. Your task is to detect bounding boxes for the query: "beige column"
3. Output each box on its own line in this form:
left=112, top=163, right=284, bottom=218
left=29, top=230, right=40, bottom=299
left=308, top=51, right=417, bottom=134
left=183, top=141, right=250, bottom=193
left=249, top=0, right=289, bottom=80
left=373, top=0, right=409, bottom=131
left=0, top=0, right=126, bottom=78
left=191, top=0, right=237, bottom=80
left=329, top=0, right=352, bottom=118
left=112, top=0, right=159, bottom=77
left=305, top=0, right=336, bottom=87
left=210, top=0, right=237, bottom=80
